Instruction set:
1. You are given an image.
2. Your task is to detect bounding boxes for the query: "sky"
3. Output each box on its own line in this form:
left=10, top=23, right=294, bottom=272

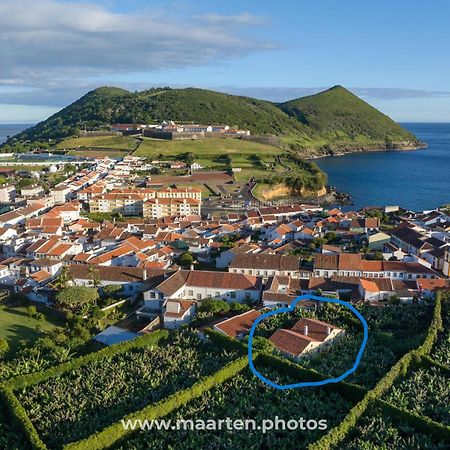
left=0, top=0, right=449, bottom=123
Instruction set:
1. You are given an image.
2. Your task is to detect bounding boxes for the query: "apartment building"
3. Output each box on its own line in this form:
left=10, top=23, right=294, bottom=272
left=89, top=188, right=202, bottom=218
left=0, top=184, right=17, bottom=203
left=142, top=198, right=201, bottom=219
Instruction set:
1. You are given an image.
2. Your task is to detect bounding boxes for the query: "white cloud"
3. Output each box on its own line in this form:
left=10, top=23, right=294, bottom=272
left=0, top=0, right=270, bottom=92
left=197, top=12, right=267, bottom=27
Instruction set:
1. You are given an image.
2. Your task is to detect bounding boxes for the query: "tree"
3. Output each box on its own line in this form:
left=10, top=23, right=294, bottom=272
left=229, top=301, right=251, bottom=313
left=179, top=252, right=194, bottom=267
left=16, top=178, right=34, bottom=189
left=182, top=152, right=195, bottom=165
left=54, top=265, right=73, bottom=290
left=388, top=295, right=400, bottom=305
left=26, top=305, right=37, bottom=317
left=88, top=265, right=101, bottom=288
left=92, top=307, right=106, bottom=320
left=198, top=299, right=230, bottom=314
left=55, top=286, right=99, bottom=312
left=0, top=338, right=9, bottom=360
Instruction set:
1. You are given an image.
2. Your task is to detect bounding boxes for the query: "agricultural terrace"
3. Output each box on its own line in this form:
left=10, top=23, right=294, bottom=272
left=339, top=405, right=448, bottom=450
left=134, top=137, right=326, bottom=194
left=0, top=401, right=30, bottom=450
left=432, top=298, right=450, bottom=366
left=383, top=366, right=450, bottom=426
left=115, top=367, right=355, bottom=450
left=135, top=137, right=282, bottom=181
left=15, top=333, right=240, bottom=449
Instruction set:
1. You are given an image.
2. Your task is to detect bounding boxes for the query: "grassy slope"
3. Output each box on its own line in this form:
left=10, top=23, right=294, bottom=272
left=0, top=307, right=62, bottom=355
left=135, top=138, right=282, bottom=181
left=56, top=135, right=137, bottom=150
left=279, top=86, right=417, bottom=150
left=13, top=87, right=306, bottom=143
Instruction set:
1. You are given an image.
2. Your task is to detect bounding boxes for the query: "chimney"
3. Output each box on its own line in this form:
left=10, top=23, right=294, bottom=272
left=327, top=327, right=331, bottom=335
left=304, top=325, right=308, bottom=336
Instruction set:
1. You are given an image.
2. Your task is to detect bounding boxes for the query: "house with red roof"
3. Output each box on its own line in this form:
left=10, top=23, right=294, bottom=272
left=269, top=318, right=344, bottom=359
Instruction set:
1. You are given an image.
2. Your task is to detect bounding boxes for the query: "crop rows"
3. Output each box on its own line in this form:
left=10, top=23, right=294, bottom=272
left=114, top=366, right=355, bottom=450
left=4, top=297, right=447, bottom=450
left=383, top=366, right=450, bottom=426
left=15, top=333, right=239, bottom=449
left=338, top=406, right=448, bottom=450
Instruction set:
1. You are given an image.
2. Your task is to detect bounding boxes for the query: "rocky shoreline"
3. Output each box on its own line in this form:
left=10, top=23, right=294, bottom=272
left=298, top=141, right=427, bottom=160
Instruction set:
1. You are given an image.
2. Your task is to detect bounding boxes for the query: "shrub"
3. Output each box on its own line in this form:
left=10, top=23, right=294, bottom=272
left=0, top=338, right=9, bottom=360
left=198, top=299, right=230, bottom=314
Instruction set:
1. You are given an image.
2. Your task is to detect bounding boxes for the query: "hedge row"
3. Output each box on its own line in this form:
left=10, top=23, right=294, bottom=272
left=6, top=329, right=168, bottom=391
left=63, top=355, right=251, bottom=450
left=204, top=328, right=248, bottom=353
left=256, top=352, right=368, bottom=402
left=0, top=386, right=46, bottom=450
left=308, top=293, right=444, bottom=450
left=416, top=293, right=443, bottom=355
left=419, top=354, right=450, bottom=374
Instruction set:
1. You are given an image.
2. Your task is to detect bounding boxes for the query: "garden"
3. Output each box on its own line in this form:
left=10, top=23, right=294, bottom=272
left=383, top=366, right=450, bottom=426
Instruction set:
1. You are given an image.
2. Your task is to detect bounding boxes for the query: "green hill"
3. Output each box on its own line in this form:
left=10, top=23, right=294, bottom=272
left=4, top=85, right=421, bottom=156
left=278, top=85, right=419, bottom=153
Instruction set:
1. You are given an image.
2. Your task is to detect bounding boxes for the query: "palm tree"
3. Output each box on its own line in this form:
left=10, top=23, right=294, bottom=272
left=88, top=265, right=101, bottom=289
left=54, top=265, right=73, bottom=291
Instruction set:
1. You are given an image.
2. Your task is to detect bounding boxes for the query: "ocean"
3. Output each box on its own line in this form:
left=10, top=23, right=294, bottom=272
left=315, top=123, right=450, bottom=212
left=0, top=123, right=34, bottom=145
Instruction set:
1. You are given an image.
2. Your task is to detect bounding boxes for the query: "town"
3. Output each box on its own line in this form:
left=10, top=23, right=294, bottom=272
left=0, top=151, right=448, bottom=354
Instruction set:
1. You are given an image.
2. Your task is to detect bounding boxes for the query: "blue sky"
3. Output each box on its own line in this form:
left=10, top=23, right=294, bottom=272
left=0, top=0, right=449, bottom=122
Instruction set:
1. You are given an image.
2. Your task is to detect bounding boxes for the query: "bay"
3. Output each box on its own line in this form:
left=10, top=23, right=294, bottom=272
left=315, top=123, right=450, bottom=211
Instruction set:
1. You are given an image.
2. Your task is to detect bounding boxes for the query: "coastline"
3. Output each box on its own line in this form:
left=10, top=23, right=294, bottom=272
left=302, top=141, right=427, bottom=160
left=309, top=122, right=449, bottom=211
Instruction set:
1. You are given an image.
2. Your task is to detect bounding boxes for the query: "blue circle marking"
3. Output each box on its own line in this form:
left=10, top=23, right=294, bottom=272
left=247, top=294, right=369, bottom=390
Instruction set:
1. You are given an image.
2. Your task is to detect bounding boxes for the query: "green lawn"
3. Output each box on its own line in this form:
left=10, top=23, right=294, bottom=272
left=135, top=138, right=283, bottom=182
left=0, top=164, right=47, bottom=171
left=134, top=137, right=283, bottom=158
left=66, top=149, right=129, bottom=158
left=0, top=306, right=63, bottom=356
left=55, top=135, right=137, bottom=150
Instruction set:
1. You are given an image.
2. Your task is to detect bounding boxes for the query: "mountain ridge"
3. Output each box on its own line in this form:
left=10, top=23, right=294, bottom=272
left=3, top=85, right=423, bottom=157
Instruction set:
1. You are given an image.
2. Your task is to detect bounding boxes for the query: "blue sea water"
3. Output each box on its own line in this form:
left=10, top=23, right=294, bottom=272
left=0, top=123, right=33, bottom=144
left=315, top=123, right=450, bottom=211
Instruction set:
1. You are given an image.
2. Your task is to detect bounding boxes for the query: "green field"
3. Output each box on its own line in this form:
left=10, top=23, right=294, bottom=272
left=56, top=135, right=137, bottom=150
left=0, top=306, right=62, bottom=355
left=0, top=164, right=47, bottom=171
left=174, top=183, right=218, bottom=198
left=135, top=138, right=283, bottom=181
left=135, top=137, right=283, bottom=158
left=66, top=149, right=129, bottom=158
